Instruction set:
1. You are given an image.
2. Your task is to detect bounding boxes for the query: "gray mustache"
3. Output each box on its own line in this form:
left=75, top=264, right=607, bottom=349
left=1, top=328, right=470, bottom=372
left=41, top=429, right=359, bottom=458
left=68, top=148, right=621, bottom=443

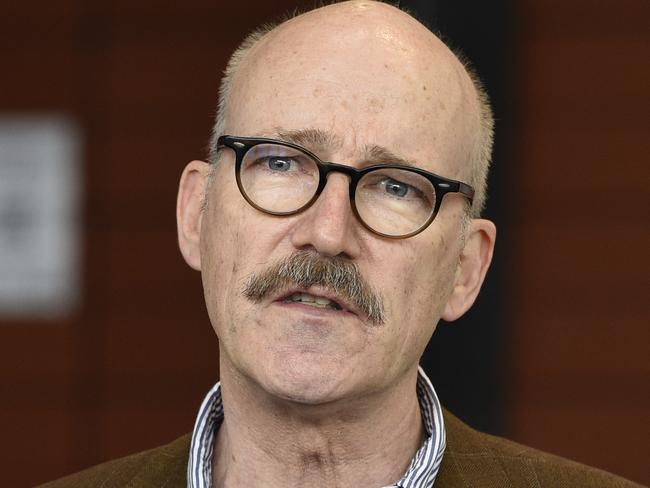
left=242, top=250, right=385, bottom=326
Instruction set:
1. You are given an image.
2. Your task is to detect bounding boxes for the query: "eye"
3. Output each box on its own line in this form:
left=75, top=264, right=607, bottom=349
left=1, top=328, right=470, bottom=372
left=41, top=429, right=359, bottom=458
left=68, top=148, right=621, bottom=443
left=381, top=178, right=411, bottom=198
left=267, top=156, right=295, bottom=172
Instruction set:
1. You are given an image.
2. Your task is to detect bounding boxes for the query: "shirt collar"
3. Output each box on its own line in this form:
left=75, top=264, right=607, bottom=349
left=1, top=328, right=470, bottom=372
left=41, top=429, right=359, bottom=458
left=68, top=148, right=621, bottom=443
left=188, top=366, right=446, bottom=488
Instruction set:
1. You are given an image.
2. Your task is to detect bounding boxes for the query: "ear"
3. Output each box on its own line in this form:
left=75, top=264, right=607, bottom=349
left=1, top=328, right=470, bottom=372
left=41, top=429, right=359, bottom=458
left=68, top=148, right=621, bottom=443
left=177, top=160, right=210, bottom=271
left=441, top=218, right=496, bottom=321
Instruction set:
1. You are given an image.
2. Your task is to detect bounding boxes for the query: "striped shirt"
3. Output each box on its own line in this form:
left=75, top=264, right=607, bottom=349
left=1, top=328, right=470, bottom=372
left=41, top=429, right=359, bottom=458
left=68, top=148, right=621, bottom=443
left=188, top=366, right=446, bottom=487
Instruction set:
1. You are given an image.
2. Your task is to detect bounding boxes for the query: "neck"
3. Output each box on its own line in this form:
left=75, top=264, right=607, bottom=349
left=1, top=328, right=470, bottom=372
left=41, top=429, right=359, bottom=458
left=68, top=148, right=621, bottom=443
left=212, top=367, right=424, bottom=488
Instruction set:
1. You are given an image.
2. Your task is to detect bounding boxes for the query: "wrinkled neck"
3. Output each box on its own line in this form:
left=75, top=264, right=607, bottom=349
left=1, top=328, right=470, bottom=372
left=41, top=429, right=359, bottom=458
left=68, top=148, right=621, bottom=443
left=212, top=368, right=424, bottom=488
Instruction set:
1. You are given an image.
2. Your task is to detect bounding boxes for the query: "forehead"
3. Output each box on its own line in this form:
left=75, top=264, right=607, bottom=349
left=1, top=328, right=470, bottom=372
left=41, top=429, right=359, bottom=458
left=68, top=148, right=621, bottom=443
left=225, top=3, right=478, bottom=177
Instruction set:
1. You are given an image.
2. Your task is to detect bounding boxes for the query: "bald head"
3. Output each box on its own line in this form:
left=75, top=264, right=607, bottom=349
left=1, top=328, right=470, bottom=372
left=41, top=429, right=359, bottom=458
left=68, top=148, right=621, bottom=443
left=209, top=0, right=493, bottom=216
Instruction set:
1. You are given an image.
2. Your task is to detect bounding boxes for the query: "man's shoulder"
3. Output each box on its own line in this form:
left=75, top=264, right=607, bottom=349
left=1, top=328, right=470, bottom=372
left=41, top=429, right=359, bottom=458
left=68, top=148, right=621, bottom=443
left=37, top=434, right=191, bottom=488
left=439, top=409, right=643, bottom=487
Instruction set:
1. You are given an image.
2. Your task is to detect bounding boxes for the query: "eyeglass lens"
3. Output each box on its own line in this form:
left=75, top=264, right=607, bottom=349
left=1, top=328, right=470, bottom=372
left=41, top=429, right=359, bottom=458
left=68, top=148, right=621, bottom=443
left=238, top=143, right=437, bottom=237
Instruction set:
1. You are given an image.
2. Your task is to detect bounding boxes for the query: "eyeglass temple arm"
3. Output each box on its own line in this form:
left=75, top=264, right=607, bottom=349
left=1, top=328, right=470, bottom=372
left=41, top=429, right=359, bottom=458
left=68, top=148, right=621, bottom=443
left=458, top=182, right=475, bottom=202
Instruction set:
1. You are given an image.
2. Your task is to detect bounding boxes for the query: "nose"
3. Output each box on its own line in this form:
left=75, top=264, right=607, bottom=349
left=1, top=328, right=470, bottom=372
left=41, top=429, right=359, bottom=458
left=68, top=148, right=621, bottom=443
left=290, top=172, right=362, bottom=258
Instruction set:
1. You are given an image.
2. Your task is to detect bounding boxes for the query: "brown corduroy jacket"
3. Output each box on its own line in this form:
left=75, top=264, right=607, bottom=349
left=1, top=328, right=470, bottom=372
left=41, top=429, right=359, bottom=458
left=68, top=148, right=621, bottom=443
left=39, top=409, right=643, bottom=487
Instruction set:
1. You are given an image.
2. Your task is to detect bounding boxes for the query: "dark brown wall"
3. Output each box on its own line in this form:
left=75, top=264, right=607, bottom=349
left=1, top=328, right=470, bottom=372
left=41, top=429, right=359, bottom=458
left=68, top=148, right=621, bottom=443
left=507, top=1, right=649, bottom=484
left=0, top=1, right=647, bottom=486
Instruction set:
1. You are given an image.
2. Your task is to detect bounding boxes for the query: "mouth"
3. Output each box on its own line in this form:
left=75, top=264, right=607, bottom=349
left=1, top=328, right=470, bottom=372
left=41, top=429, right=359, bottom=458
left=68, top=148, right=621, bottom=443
left=274, top=287, right=354, bottom=316
left=282, top=292, right=343, bottom=310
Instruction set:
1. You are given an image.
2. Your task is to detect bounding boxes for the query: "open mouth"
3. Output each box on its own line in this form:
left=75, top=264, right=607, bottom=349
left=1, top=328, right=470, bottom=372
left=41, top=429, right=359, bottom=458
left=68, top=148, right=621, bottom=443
left=282, top=292, right=343, bottom=310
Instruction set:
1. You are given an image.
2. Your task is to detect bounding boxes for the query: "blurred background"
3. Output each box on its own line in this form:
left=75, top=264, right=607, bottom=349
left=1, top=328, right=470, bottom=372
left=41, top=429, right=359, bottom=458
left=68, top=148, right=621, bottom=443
left=0, top=0, right=648, bottom=486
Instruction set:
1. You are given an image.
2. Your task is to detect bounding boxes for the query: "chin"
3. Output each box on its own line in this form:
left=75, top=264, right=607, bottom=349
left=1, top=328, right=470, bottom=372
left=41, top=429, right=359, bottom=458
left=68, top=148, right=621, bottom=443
left=227, top=311, right=371, bottom=404
left=258, top=352, right=353, bottom=405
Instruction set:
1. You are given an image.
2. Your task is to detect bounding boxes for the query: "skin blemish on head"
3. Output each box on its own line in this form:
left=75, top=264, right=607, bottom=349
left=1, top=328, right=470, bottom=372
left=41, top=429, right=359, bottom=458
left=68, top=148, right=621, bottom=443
left=436, top=231, right=449, bottom=254
left=367, top=97, right=385, bottom=113
left=300, top=451, right=325, bottom=469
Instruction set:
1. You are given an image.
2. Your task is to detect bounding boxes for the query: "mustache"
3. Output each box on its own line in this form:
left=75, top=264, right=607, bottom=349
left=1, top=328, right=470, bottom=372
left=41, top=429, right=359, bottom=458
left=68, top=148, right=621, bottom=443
left=242, top=250, right=385, bottom=326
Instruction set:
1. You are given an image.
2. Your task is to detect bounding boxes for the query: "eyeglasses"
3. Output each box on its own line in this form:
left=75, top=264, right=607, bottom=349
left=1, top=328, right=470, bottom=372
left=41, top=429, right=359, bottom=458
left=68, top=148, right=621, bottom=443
left=216, top=135, right=474, bottom=239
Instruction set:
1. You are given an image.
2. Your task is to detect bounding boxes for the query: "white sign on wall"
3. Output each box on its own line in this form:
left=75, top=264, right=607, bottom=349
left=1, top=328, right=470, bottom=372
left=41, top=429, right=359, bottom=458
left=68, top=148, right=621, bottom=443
left=0, top=115, right=82, bottom=319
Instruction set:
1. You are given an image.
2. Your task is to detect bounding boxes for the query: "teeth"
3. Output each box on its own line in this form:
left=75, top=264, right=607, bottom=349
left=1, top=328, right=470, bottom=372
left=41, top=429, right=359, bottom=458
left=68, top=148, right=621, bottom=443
left=285, top=293, right=341, bottom=309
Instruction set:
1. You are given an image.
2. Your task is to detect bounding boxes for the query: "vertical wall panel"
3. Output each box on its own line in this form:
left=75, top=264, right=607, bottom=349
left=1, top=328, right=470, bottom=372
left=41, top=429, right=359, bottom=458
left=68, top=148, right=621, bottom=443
left=509, top=0, right=649, bottom=484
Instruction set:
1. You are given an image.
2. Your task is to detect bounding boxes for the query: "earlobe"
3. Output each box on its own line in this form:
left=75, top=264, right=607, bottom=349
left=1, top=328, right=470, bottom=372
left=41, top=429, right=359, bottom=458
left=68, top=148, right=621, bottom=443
left=441, top=218, right=496, bottom=321
left=177, top=160, right=210, bottom=271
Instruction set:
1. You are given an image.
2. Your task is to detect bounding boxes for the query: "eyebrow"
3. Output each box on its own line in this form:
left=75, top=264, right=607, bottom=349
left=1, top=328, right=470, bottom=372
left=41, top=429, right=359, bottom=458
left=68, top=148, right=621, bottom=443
left=363, top=144, right=418, bottom=168
left=274, top=128, right=342, bottom=153
left=270, top=128, right=419, bottom=168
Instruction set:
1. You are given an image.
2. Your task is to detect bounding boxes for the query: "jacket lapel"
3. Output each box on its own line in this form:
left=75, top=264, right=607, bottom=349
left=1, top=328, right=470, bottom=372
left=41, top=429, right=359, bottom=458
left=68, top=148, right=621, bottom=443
left=125, top=434, right=191, bottom=488
left=435, top=410, right=515, bottom=488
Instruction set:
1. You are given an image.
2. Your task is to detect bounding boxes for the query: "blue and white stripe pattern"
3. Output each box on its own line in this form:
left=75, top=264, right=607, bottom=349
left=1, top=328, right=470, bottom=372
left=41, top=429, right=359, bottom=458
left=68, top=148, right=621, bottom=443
left=188, top=366, right=446, bottom=488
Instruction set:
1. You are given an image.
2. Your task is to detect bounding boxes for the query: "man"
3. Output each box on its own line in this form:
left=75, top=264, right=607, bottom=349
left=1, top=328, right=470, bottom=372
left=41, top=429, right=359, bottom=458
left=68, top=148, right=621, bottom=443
left=41, top=1, right=642, bottom=487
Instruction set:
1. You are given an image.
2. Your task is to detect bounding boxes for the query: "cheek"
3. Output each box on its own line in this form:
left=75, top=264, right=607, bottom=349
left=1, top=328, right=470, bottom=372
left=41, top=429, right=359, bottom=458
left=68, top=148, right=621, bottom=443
left=200, top=178, right=294, bottom=340
left=378, top=234, right=458, bottom=357
left=200, top=178, right=252, bottom=335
